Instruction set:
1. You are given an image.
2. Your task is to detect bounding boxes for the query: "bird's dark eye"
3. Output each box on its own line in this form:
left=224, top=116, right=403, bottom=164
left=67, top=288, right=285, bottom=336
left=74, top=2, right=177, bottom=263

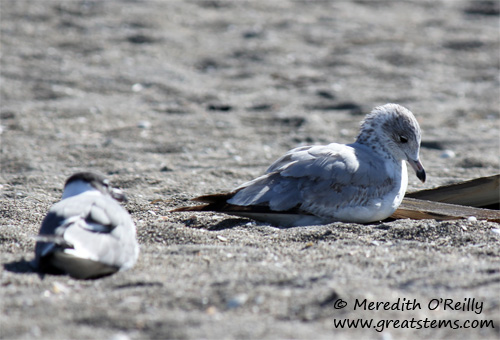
left=399, top=136, right=408, bottom=143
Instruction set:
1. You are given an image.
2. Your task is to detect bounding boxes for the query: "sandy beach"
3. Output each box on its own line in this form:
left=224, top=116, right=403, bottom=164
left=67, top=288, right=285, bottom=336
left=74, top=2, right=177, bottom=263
left=1, top=1, right=499, bottom=339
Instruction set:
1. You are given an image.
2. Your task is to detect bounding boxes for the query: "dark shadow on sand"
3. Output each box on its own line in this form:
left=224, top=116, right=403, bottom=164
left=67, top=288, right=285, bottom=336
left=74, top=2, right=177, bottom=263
left=4, top=259, right=38, bottom=275
left=206, top=218, right=255, bottom=231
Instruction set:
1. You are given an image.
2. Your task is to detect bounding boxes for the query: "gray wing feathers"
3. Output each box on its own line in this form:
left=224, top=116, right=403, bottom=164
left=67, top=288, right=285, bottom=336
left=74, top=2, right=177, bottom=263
left=229, top=173, right=302, bottom=210
left=228, top=143, right=391, bottom=215
left=265, top=145, right=315, bottom=173
left=35, top=194, right=138, bottom=272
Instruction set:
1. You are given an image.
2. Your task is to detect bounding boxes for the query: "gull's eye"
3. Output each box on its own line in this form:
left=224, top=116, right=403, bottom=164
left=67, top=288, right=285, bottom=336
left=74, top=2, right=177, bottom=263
left=399, top=135, right=408, bottom=143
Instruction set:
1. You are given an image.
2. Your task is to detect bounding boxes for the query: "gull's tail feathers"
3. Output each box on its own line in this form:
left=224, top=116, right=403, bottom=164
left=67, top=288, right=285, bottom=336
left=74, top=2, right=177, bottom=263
left=170, top=192, right=322, bottom=227
left=171, top=192, right=237, bottom=212
left=171, top=191, right=276, bottom=214
left=171, top=190, right=301, bottom=214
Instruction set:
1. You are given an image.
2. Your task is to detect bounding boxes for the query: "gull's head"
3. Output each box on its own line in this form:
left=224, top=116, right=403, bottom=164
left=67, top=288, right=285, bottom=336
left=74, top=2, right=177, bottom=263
left=61, top=172, right=128, bottom=201
left=357, top=103, right=426, bottom=183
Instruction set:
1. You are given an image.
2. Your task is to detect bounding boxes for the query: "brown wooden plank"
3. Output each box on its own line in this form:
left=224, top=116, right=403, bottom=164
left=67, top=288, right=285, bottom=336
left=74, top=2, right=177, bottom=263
left=406, top=174, right=499, bottom=208
left=392, top=197, right=500, bottom=222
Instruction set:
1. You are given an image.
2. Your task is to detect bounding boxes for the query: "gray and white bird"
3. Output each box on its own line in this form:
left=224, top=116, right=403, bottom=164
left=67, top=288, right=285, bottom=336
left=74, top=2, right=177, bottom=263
left=33, top=172, right=139, bottom=279
left=173, top=103, right=426, bottom=226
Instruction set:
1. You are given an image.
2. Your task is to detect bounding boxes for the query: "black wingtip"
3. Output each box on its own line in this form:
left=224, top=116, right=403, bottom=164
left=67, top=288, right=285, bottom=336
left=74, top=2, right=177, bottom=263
left=170, top=191, right=238, bottom=212
left=191, top=192, right=237, bottom=203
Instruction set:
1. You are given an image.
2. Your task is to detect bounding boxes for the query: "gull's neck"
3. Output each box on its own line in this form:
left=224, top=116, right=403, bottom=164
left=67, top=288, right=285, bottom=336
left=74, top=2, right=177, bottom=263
left=355, top=130, right=396, bottom=162
left=61, top=180, right=99, bottom=199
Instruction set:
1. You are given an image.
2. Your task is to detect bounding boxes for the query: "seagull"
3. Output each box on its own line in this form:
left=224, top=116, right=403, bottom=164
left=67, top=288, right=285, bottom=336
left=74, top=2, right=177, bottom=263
left=173, top=103, right=426, bottom=226
left=33, top=172, right=139, bottom=279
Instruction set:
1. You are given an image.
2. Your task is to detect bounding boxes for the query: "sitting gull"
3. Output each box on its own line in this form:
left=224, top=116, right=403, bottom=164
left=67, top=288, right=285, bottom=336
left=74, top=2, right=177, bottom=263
left=33, top=172, right=139, bottom=279
left=173, top=103, right=426, bottom=226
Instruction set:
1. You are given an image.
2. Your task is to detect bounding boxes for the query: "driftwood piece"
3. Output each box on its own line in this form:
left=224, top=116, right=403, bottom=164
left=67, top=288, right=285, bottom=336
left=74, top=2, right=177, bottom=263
left=392, top=174, right=500, bottom=222
left=392, top=198, right=500, bottom=222
left=406, top=174, right=499, bottom=208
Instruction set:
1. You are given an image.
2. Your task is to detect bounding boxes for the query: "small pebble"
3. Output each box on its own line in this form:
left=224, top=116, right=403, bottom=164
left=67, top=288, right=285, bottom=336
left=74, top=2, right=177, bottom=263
left=30, top=326, right=42, bottom=337
left=160, top=165, right=173, bottom=172
left=467, top=216, right=477, bottom=222
left=109, top=333, right=131, bottom=340
left=217, top=235, right=228, bottom=242
left=440, top=150, right=456, bottom=159
left=227, top=294, right=248, bottom=309
left=206, top=306, right=217, bottom=315
left=52, top=282, right=69, bottom=294
left=491, top=228, right=500, bottom=235
left=381, top=332, right=393, bottom=340
left=202, top=256, right=210, bottom=265
left=132, top=83, right=144, bottom=92
left=254, top=295, right=265, bottom=305
left=340, top=129, right=350, bottom=136
left=137, top=120, right=151, bottom=129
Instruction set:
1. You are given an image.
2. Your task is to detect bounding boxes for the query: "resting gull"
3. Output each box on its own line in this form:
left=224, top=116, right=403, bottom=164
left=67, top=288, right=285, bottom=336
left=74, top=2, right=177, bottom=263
left=33, top=172, right=139, bottom=279
left=173, top=103, right=426, bottom=226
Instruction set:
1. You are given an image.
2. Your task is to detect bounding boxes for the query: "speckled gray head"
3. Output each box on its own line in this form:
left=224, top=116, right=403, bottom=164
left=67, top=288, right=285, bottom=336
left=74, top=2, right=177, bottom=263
left=357, top=103, right=426, bottom=183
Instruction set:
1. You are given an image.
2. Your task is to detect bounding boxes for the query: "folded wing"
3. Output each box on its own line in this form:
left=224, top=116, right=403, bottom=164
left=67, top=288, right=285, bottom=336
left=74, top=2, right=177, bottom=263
left=35, top=194, right=138, bottom=279
left=228, top=143, right=393, bottom=217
